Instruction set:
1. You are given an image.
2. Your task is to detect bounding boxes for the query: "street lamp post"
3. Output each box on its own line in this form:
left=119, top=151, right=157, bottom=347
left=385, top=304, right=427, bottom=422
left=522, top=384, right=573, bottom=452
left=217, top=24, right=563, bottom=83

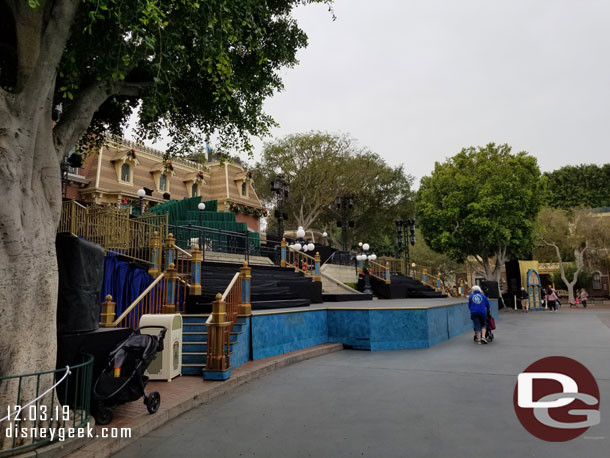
left=335, top=196, right=354, bottom=251
left=289, top=226, right=315, bottom=270
left=271, top=176, right=290, bottom=239
left=198, top=202, right=206, bottom=226
left=356, top=242, right=377, bottom=295
left=137, top=188, right=146, bottom=215
left=197, top=201, right=206, bottom=251
left=396, top=219, right=416, bottom=276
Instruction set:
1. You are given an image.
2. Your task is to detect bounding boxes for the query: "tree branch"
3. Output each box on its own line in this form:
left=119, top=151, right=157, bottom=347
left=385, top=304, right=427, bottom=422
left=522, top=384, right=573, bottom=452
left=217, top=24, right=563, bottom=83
left=467, top=259, right=486, bottom=278
left=114, top=81, right=154, bottom=97
left=22, top=0, right=80, bottom=101
left=52, top=81, right=112, bottom=159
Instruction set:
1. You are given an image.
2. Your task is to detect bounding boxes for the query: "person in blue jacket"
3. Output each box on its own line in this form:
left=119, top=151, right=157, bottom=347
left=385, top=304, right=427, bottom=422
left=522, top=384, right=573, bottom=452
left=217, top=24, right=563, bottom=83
left=469, top=285, right=491, bottom=344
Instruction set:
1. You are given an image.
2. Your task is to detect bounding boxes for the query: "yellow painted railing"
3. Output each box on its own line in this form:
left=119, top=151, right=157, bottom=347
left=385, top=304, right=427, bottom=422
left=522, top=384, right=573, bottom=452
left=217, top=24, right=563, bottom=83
left=377, top=256, right=404, bottom=275
left=286, top=247, right=320, bottom=281
left=205, top=272, right=239, bottom=372
left=205, top=263, right=252, bottom=375
left=58, top=200, right=88, bottom=236
left=370, top=260, right=391, bottom=284
left=108, top=272, right=167, bottom=329
left=58, top=200, right=168, bottom=265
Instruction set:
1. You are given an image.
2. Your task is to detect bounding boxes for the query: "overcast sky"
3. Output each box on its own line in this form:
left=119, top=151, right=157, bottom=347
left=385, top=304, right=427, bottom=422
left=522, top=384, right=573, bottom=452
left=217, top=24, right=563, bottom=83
left=250, top=0, right=610, bottom=183
left=133, top=0, right=610, bottom=185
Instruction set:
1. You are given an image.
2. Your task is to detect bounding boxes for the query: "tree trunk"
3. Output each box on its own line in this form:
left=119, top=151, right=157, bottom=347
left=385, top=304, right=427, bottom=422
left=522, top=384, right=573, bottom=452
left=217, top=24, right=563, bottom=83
left=0, top=108, right=61, bottom=449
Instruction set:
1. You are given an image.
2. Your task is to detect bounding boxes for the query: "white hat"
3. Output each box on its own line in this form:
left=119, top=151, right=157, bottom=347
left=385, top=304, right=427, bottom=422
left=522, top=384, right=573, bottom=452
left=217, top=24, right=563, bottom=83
left=471, top=285, right=482, bottom=293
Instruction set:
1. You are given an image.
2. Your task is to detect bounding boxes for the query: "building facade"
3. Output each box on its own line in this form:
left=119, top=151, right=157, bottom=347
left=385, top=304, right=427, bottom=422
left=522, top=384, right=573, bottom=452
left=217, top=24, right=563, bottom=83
left=64, top=136, right=264, bottom=231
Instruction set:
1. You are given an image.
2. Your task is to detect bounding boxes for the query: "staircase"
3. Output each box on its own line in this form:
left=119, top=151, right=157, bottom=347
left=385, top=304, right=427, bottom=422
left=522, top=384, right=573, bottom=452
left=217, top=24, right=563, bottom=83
left=185, top=262, right=321, bottom=314
left=181, top=315, right=249, bottom=376
left=369, top=274, right=447, bottom=299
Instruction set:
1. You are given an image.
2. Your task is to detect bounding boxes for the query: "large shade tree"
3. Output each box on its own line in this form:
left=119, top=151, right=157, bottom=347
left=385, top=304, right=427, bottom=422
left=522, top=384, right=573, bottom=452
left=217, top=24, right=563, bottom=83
left=253, top=132, right=414, bottom=252
left=0, top=0, right=332, bottom=437
left=416, top=143, right=543, bottom=288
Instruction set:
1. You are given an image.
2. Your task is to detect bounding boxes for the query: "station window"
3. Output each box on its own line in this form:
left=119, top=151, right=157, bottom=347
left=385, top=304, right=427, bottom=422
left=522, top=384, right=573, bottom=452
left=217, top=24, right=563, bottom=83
left=120, top=163, right=130, bottom=182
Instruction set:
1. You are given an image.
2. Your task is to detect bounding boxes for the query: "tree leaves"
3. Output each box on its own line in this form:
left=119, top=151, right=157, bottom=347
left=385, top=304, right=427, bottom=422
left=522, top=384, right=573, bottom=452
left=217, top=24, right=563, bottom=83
left=50, top=0, right=334, bottom=157
left=416, top=143, right=543, bottom=276
left=253, top=132, right=414, bottom=253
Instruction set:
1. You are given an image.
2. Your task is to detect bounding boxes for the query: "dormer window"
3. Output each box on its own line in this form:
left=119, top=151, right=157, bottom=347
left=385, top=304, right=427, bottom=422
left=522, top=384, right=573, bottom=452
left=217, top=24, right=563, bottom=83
left=151, top=162, right=174, bottom=192
left=234, top=169, right=251, bottom=198
left=183, top=170, right=207, bottom=197
left=111, top=149, right=140, bottom=184
left=120, top=163, right=130, bottom=182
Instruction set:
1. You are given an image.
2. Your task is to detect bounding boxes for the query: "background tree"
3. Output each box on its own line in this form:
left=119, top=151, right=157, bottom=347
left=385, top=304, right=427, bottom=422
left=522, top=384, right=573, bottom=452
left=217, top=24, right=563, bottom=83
left=409, top=229, right=461, bottom=286
left=536, top=207, right=610, bottom=303
left=542, top=164, right=610, bottom=209
left=0, top=0, right=332, bottom=430
left=253, top=132, right=414, bottom=253
left=416, top=143, right=542, bottom=288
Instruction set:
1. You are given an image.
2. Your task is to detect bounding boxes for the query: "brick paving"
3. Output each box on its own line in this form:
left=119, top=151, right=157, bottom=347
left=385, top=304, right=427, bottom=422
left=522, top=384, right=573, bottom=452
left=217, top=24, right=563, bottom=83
left=63, top=343, right=343, bottom=458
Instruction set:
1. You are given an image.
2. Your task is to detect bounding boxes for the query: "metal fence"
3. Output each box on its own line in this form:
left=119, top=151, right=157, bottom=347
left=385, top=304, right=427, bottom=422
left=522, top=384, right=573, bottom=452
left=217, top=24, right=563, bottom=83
left=322, top=250, right=354, bottom=267
left=0, top=354, right=94, bottom=455
left=169, top=225, right=282, bottom=264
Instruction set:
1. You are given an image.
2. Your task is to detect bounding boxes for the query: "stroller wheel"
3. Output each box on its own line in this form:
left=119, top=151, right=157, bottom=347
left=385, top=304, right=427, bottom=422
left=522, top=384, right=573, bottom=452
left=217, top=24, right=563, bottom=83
left=145, top=391, right=161, bottom=414
left=95, top=405, right=113, bottom=425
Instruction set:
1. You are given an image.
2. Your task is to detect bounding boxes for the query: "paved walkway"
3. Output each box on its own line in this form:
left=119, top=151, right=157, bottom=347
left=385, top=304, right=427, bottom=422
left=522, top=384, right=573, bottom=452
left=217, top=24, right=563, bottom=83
left=113, top=309, right=610, bottom=458
left=64, top=344, right=343, bottom=458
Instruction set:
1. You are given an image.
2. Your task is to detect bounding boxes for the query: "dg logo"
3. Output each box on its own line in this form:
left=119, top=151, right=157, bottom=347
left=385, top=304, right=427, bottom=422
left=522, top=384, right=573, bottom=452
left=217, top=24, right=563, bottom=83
left=513, top=356, right=601, bottom=441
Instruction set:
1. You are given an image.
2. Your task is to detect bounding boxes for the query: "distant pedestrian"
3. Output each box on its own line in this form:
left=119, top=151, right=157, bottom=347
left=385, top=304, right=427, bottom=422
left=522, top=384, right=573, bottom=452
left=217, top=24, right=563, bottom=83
left=546, top=288, right=559, bottom=312
left=519, top=287, right=529, bottom=312
left=469, top=285, right=491, bottom=344
left=580, top=289, right=589, bottom=308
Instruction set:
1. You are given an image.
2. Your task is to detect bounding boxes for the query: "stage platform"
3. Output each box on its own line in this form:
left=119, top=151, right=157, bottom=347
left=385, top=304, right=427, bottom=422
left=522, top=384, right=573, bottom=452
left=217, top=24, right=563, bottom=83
left=247, top=298, right=499, bottom=359
left=251, top=297, right=467, bottom=314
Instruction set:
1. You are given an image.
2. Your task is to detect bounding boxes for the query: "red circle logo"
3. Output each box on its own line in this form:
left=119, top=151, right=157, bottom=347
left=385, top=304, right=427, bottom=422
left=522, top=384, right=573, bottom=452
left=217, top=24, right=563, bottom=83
left=513, top=356, right=600, bottom=441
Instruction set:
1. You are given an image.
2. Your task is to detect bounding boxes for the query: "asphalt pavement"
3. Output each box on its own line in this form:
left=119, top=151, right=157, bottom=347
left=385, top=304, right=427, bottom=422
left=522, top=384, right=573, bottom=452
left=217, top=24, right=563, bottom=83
left=114, top=308, right=610, bottom=458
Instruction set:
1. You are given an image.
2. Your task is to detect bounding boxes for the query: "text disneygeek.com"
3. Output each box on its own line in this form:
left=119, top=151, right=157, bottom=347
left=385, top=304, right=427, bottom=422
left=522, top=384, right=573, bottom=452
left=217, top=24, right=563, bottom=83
left=5, top=424, right=132, bottom=441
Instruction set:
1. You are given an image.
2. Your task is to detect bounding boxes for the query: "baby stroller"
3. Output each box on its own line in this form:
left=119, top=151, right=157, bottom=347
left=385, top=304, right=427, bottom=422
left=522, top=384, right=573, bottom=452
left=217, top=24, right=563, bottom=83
left=473, top=310, right=495, bottom=342
left=93, top=326, right=167, bottom=425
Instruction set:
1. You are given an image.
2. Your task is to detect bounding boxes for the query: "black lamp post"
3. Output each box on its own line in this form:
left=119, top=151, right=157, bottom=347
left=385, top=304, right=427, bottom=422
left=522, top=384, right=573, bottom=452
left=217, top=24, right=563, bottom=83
left=137, top=188, right=146, bottom=215
left=198, top=202, right=206, bottom=226
left=335, top=196, right=354, bottom=251
left=271, top=175, right=290, bottom=239
left=396, top=219, right=416, bottom=276
left=356, top=242, right=377, bottom=295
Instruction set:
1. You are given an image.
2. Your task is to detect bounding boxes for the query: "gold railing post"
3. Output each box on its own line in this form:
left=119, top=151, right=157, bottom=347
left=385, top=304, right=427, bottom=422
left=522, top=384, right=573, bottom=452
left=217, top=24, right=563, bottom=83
left=164, top=233, right=176, bottom=270
left=314, top=252, right=321, bottom=282
left=280, top=238, right=287, bottom=267
left=206, top=293, right=231, bottom=371
left=148, top=231, right=161, bottom=278
left=239, top=261, right=252, bottom=315
left=190, top=244, right=202, bottom=295
left=100, top=295, right=116, bottom=327
left=162, top=262, right=178, bottom=314
left=385, top=261, right=391, bottom=284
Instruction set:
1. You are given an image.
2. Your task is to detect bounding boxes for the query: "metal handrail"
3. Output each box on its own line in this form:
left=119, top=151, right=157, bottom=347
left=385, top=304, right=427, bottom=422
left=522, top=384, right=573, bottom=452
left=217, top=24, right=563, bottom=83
left=369, top=260, right=387, bottom=282
left=222, top=272, right=241, bottom=302
left=205, top=272, right=240, bottom=325
left=175, top=245, right=193, bottom=259
left=112, top=272, right=166, bottom=327
left=287, top=247, right=316, bottom=277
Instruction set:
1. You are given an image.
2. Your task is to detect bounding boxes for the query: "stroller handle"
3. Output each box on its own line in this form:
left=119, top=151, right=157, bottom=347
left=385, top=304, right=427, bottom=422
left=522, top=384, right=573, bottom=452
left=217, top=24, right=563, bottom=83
left=138, top=326, right=168, bottom=351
